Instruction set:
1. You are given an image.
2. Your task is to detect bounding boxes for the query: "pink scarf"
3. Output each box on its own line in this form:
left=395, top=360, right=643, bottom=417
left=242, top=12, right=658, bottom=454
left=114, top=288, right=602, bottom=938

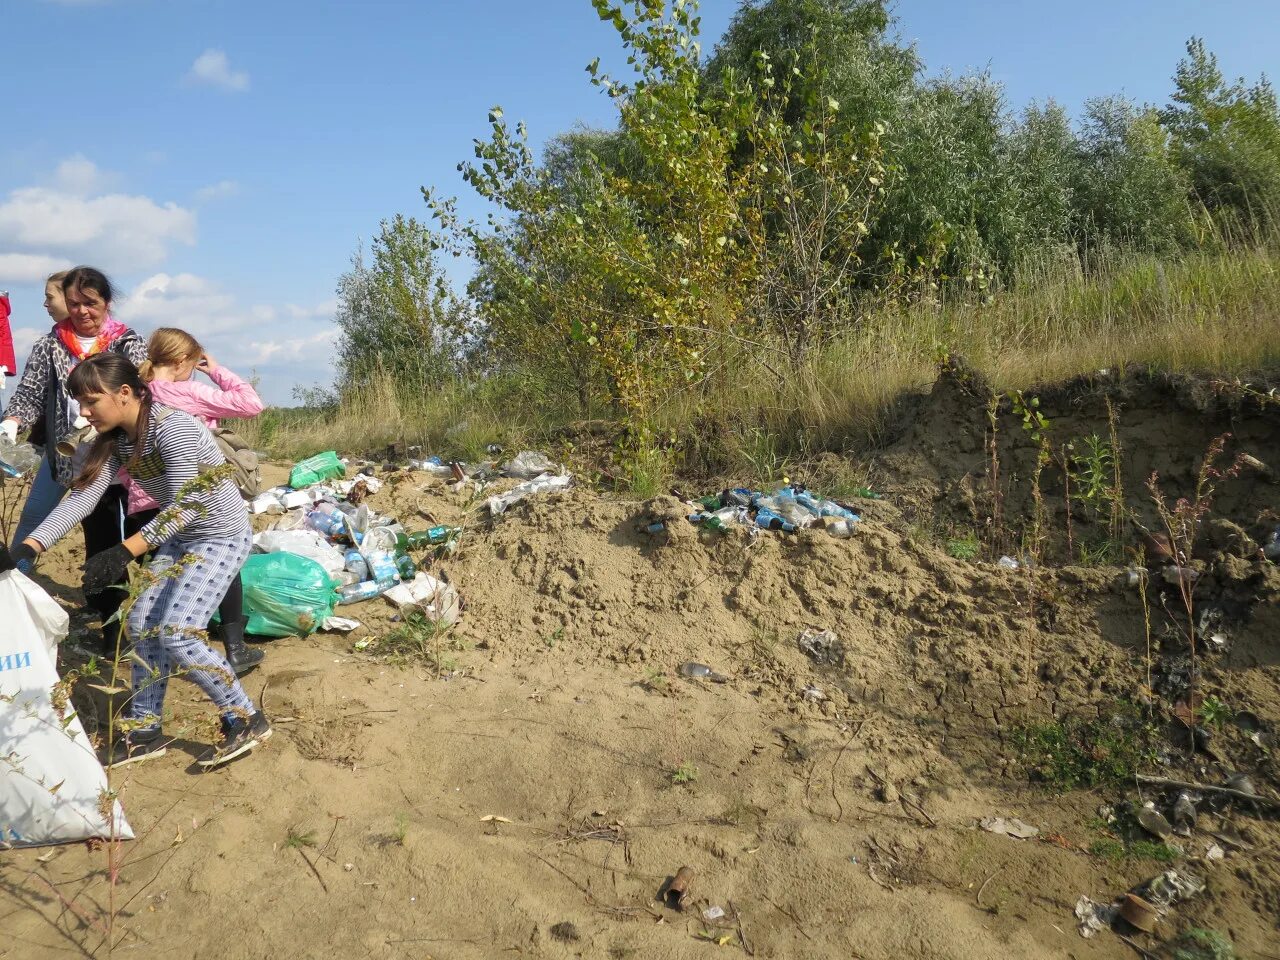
left=55, top=315, right=128, bottom=361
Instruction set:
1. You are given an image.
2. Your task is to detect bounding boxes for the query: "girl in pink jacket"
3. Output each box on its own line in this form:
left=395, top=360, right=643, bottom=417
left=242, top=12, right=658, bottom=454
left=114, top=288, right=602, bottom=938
left=120, top=327, right=265, bottom=675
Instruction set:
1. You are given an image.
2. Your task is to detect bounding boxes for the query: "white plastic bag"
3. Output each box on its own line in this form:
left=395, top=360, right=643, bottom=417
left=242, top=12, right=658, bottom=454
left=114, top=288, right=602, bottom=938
left=486, top=473, right=573, bottom=515
left=252, top=528, right=346, bottom=577
left=0, top=569, right=133, bottom=847
left=383, top=572, right=461, bottom=626
left=502, top=451, right=558, bottom=479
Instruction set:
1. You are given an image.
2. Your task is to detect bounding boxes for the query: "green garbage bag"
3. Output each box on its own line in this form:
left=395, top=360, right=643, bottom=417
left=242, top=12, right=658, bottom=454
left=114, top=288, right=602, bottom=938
left=240, top=552, right=337, bottom=637
left=289, top=450, right=345, bottom=489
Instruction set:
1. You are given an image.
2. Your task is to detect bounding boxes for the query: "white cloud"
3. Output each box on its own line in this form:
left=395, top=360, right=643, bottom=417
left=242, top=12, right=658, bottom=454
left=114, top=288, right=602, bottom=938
left=51, top=155, right=110, bottom=195
left=0, top=165, right=197, bottom=272
left=116, top=272, right=338, bottom=403
left=185, top=49, right=250, bottom=93
left=11, top=327, right=44, bottom=361
left=245, top=328, right=339, bottom=366
left=194, top=179, right=240, bottom=203
left=0, top=253, right=74, bottom=285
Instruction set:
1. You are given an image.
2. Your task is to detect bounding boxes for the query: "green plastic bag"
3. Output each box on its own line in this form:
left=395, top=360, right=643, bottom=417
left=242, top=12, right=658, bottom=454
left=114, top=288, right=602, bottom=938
left=289, top=451, right=345, bottom=489
left=240, top=552, right=337, bottom=638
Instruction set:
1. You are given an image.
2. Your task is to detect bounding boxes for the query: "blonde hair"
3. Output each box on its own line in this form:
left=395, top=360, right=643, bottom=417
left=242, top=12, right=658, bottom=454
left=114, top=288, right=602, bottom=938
left=139, top=327, right=203, bottom=383
left=46, top=270, right=70, bottom=286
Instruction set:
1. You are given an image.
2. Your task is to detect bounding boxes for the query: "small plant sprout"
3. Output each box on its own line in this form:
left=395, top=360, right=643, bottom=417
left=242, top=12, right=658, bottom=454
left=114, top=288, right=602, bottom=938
left=671, top=761, right=699, bottom=786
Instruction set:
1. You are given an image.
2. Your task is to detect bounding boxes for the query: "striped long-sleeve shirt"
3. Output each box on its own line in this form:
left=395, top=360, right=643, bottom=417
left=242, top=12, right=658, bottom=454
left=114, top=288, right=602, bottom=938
left=30, top=405, right=250, bottom=550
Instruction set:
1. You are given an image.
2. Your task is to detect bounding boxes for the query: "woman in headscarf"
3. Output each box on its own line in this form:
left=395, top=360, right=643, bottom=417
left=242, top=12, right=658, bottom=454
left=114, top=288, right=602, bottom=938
left=1, top=267, right=147, bottom=652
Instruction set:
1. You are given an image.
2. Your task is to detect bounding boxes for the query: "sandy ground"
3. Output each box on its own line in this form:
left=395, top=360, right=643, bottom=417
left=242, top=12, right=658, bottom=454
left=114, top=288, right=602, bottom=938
left=3, top=367, right=1279, bottom=959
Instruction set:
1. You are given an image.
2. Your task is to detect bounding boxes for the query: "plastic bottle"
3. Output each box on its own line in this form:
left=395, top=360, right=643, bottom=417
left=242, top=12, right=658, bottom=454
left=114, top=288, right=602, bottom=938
left=400, top=526, right=457, bottom=550
left=336, top=577, right=397, bottom=605
left=344, top=549, right=370, bottom=581
left=306, top=503, right=346, bottom=538
left=366, top=550, right=399, bottom=583
left=702, top=506, right=743, bottom=532
left=396, top=553, right=417, bottom=580
left=0, top=440, right=43, bottom=478
left=754, top=506, right=797, bottom=532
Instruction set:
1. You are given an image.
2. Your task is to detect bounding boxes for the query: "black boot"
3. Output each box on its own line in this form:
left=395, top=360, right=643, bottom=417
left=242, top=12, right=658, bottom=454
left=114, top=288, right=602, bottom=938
left=222, top=616, right=264, bottom=676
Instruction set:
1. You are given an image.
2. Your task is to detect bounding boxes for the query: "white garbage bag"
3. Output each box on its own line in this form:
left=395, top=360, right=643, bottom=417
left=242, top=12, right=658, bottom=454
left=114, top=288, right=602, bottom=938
left=252, top=528, right=346, bottom=578
left=0, top=569, right=133, bottom=847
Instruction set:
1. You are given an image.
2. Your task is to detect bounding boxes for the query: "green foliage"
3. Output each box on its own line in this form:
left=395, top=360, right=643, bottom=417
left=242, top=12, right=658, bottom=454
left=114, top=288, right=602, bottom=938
left=1173, top=929, right=1240, bottom=960
left=1013, top=705, right=1157, bottom=790
left=1162, top=38, right=1280, bottom=225
left=334, top=214, right=474, bottom=395
left=1199, top=694, right=1230, bottom=727
left=670, top=761, right=700, bottom=785
left=945, top=531, right=981, bottom=561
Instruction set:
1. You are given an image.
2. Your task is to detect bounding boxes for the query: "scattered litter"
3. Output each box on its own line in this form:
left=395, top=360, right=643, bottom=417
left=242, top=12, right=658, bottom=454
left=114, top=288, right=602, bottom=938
left=1143, top=869, right=1204, bottom=908
left=322, top=616, right=361, bottom=633
left=997, top=555, right=1020, bottom=571
left=408, top=456, right=454, bottom=477
left=1118, top=893, right=1158, bottom=933
left=384, top=573, right=461, bottom=626
left=1205, top=843, right=1225, bottom=861
left=978, top=816, right=1039, bottom=840
left=702, top=906, right=726, bottom=922
left=664, top=866, right=694, bottom=910
left=1172, top=792, right=1198, bottom=835
left=1074, top=895, right=1117, bottom=938
left=502, top=451, right=558, bottom=479
left=801, top=685, right=825, bottom=703
left=678, top=662, right=730, bottom=683
left=1263, top=527, right=1280, bottom=561
left=1136, top=803, right=1172, bottom=839
left=487, top=473, right=573, bottom=515
left=797, top=628, right=845, bottom=666
left=479, top=815, right=512, bottom=823
left=689, top=485, right=859, bottom=535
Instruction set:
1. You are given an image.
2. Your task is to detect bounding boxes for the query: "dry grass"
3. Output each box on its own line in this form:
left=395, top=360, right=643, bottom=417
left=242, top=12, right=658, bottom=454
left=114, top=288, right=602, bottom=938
left=251, top=242, right=1280, bottom=479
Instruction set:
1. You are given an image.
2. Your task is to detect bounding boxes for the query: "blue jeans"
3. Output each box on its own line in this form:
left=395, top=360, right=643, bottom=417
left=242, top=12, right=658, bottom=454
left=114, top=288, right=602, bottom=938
left=11, top=456, right=65, bottom=569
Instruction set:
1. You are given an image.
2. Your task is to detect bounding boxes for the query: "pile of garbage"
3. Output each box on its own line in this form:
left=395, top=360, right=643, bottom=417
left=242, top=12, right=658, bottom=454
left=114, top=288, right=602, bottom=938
left=243, top=448, right=574, bottom=638
left=683, top=485, right=862, bottom=537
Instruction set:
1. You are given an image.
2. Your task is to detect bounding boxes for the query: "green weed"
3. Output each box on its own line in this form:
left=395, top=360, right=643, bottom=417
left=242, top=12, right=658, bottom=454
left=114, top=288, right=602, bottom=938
left=946, top=531, right=981, bottom=561
left=670, top=762, right=699, bottom=786
left=1199, top=695, right=1230, bottom=727
left=1173, top=929, right=1240, bottom=960
left=284, top=825, right=317, bottom=849
left=1012, top=704, right=1157, bottom=790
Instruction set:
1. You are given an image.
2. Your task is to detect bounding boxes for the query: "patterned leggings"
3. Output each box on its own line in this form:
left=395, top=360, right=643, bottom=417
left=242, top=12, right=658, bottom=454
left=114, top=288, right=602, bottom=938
left=127, top=529, right=254, bottom=731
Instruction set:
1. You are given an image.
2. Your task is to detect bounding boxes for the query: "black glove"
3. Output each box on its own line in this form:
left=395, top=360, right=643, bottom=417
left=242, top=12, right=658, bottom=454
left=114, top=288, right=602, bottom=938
left=6, top=542, right=37, bottom=572
left=83, top=544, right=135, bottom=595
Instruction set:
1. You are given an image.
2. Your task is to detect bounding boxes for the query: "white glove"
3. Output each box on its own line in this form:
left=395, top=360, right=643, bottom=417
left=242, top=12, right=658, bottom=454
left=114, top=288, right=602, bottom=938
left=0, top=420, right=17, bottom=446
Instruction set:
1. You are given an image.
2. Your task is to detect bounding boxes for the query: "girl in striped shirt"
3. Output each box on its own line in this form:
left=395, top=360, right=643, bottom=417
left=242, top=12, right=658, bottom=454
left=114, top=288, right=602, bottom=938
left=12, top=353, right=270, bottom=768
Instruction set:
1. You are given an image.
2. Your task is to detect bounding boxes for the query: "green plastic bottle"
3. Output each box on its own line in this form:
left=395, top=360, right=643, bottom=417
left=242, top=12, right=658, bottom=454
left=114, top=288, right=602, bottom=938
left=400, top=526, right=456, bottom=550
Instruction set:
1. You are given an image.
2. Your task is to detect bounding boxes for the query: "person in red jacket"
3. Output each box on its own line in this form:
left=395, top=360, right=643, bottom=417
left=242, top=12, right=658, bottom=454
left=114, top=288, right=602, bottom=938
left=0, top=290, right=16, bottom=390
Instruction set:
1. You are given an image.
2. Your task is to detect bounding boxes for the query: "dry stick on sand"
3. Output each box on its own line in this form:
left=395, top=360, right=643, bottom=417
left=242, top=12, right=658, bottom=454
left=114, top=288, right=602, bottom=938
left=1136, top=775, right=1280, bottom=811
left=829, top=721, right=866, bottom=823
left=762, top=895, right=813, bottom=942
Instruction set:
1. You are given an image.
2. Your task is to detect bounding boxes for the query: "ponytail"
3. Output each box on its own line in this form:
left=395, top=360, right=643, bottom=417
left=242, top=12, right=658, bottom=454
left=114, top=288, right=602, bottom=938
left=137, top=358, right=157, bottom=383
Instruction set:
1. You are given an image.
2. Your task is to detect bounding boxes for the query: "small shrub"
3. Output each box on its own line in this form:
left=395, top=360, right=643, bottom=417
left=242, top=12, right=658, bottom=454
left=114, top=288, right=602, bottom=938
left=1012, top=704, right=1157, bottom=790
left=946, top=531, right=981, bottom=560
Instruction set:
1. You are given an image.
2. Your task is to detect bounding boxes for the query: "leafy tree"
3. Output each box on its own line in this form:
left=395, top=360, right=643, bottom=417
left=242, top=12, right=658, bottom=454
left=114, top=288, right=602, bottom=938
left=1075, top=97, right=1193, bottom=251
left=334, top=214, right=472, bottom=394
left=1161, top=38, right=1280, bottom=225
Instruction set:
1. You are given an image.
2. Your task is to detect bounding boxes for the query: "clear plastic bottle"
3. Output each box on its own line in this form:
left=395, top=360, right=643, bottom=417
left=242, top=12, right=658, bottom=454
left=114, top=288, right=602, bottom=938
left=336, top=577, right=397, bottom=605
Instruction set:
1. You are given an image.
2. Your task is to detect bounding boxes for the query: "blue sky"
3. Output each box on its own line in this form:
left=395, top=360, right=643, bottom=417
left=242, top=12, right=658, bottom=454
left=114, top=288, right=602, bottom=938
left=2, top=0, right=1276, bottom=405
